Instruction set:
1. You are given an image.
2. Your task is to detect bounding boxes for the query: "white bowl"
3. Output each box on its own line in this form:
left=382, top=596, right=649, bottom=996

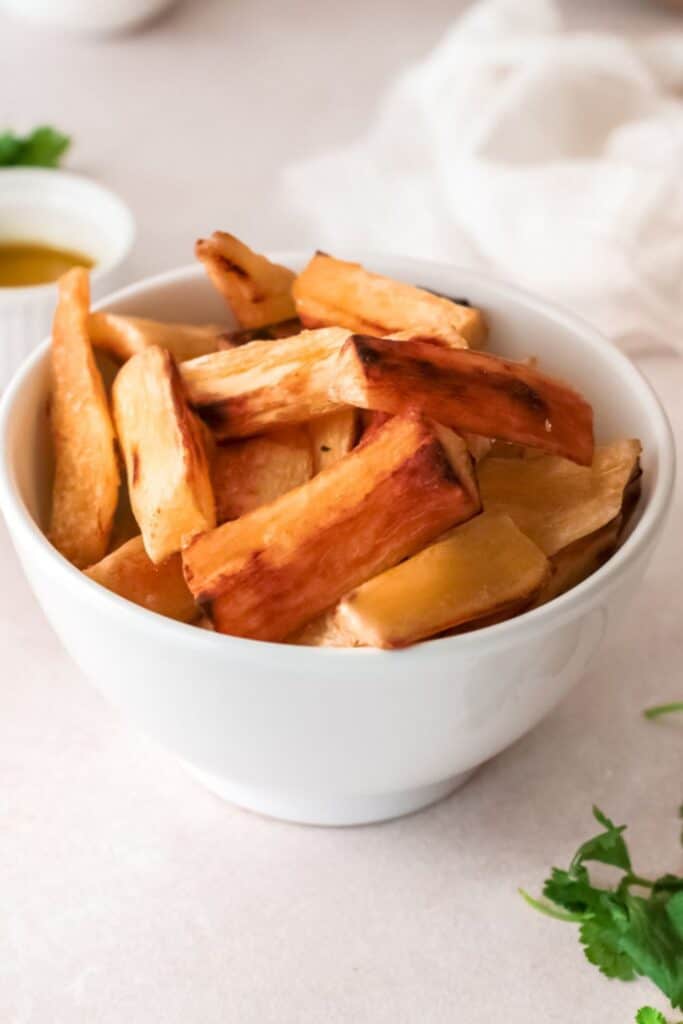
left=0, top=256, right=675, bottom=826
left=0, top=169, right=135, bottom=389
left=0, top=0, right=176, bottom=34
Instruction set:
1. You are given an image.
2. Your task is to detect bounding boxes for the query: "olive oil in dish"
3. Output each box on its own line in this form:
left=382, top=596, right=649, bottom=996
left=0, top=242, right=94, bottom=287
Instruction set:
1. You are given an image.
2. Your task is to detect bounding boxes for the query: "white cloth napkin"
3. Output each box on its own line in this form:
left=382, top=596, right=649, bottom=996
left=283, top=0, right=683, bottom=354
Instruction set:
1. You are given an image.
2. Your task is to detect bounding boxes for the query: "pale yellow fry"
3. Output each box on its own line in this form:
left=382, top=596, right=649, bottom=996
left=86, top=535, right=199, bottom=623
left=195, top=231, right=296, bottom=328
left=48, top=268, right=120, bottom=568
left=112, top=345, right=215, bottom=563
left=477, top=439, right=641, bottom=556
left=338, top=511, right=549, bottom=648
left=89, top=312, right=226, bottom=363
left=307, top=408, right=359, bottom=473
left=293, top=252, right=487, bottom=347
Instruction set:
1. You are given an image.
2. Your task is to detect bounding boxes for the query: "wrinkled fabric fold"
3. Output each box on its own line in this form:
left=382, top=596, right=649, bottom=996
left=282, top=0, right=683, bottom=354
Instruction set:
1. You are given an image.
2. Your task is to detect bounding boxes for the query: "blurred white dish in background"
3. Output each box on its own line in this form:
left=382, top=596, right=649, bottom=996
left=0, top=256, right=674, bottom=826
left=0, top=169, right=135, bottom=388
left=0, top=0, right=177, bottom=34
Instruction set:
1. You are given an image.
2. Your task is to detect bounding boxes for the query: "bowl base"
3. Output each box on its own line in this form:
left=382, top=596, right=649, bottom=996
left=180, top=762, right=477, bottom=827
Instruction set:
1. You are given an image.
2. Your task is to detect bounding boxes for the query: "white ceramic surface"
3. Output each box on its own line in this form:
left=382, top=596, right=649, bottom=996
left=0, top=169, right=135, bottom=389
left=0, top=256, right=675, bottom=826
left=0, top=0, right=176, bottom=34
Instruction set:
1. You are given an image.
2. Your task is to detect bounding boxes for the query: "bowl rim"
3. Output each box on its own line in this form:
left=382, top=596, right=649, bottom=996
left=0, top=255, right=676, bottom=662
left=0, top=167, right=136, bottom=299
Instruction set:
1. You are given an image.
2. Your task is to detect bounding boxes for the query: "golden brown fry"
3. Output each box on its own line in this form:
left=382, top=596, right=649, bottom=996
left=330, top=334, right=594, bottom=465
left=307, top=408, right=359, bottom=473
left=195, top=232, right=296, bottom=328
left=85, top=535, right=199, bottom=622
left=532, top=518, right=621, bottom=607
left=182, top=413, right=481, bottom=642
left=180, top=327, right=349, bottom=439
left=108, top=477, right=140, bottom=552
left=486, top=440, right=545, bottom=460
left=113, top=345, right=216, bottom=563
left=48, top=268, right=120, bottom=568
left=478, top=439, right=641, bottom=556
left=620, top=466, right=642, bottom=535
left=293, top=253, right=486, bottom=348
left=212, top=426, right=313, bottom=523
left=288, top=607, right=364, bottom=647
left=89, top=312, right=226, bottom=363
left=337, top=512, right=549, bottom=648
left=221, top=318, right=302, bottom=345
left=463, top=434, right=493, bottom=463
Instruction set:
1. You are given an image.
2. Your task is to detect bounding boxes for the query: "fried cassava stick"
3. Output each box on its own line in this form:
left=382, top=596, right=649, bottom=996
left=182, top=413, right=481, bottom=641
left=211, top=426, right=313, bottom=523
left=89, top=312, right=226, bottom=363
left=532, top=518, right=621, bottom=608
left=307, top=408, right=359, bottom=473
left=478, top=440, right=640, bottom=555
left=338, top=511, right=550, bottom=648
left=180, top=327, right=349, bottom=439
left=196, top=231, right=296, bottom=328
left=113, top=345, right=216, bottom=563
left=293, top=252, right=486, bottom=348
left=48, top=268, right=120, bottom=568
left=85, top=535, right=199, bottom=622
left=330, top=334, right=594, bottom=465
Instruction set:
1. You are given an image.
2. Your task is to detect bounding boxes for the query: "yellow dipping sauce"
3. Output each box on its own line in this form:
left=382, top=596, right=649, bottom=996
left=0, top=242, right=94, bottom=287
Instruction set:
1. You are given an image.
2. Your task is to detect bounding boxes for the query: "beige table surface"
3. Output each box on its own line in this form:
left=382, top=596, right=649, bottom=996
left=1, top=2, right=682, bottom=1021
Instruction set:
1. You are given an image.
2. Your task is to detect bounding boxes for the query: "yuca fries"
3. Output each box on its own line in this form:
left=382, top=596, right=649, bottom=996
left=222, top=318, right=302, bottom=346
left=337, top=512, right=549, bottom=648
left=533, top=518, right=621, bottom=608
left=196, top=232, right=296, bottom=328
left=308, top=408, right=359, bottom=473
left=47, top=236, right=643, bottom=650
left=180, top=327, right=349, bottom=439
left=48, top=268, right=120, bottom=568
left=478, top=440, right=640, bottom=556
left=182, top=414, right=481, bottom=642
left=212, top=426, right=313, bottom=522
left=330, top=335, right=594, bottom=465
left=288, top=608, right=364, bottom=647
left=113, top=345, right=215, bottom=563
left=89, top=312, right=226, bottom=363
left=86, top=535, right=199, bottom=622
left=293, top=252, right=486, bottom=348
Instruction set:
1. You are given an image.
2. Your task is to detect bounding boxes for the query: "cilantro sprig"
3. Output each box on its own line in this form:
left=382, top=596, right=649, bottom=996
left=0, top=126, right=70, bottom=168
left=521, top=807, right=683, bottom=1017
left=644, top=704, right=683, bottom=721
left=637, top=1009, right=675, bottom=1024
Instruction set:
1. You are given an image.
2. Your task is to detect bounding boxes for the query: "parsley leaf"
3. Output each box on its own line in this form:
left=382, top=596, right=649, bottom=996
left=0, top=126, right=70, bottom=168
left=523, top=807, right=683, bottom=1012
left=580, top=914, right=636, bottom=981
left=573, top=806, right=632, bottom=872
left=644, top=703, right=683, bottom=721
left=637, top=1009, right=669, bottom=1024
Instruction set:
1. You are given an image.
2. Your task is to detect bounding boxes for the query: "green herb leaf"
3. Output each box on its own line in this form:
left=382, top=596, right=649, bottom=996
left=621, top=893, right=683, bottom=1010
left=523, top=807, right=683, bottom=1015
left=636, top=1008, right=669, bottom=1024
left=571, top=806, right=632, bottom=873
left=580, top=914, right=636, bottom=981
left=0, top=126, right=70, bottom=168
left=644, top=703, right=683, bottom=721
left=0, top=134, right=22, bottom=165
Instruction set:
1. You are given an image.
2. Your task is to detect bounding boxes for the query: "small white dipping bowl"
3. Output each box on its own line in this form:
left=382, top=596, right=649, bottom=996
left=0, top=168, right=135, bottom=389
left=0, top=256, right=675, bottom=826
